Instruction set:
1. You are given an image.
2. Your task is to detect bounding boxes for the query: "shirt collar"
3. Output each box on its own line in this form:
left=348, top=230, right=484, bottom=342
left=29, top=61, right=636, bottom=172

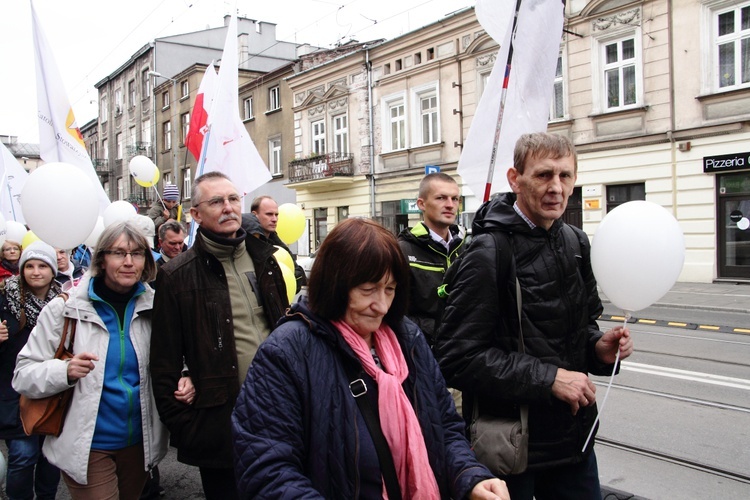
left=425, top=223, right=453, bottom=250
left=513, top=201, right=536, bottom=229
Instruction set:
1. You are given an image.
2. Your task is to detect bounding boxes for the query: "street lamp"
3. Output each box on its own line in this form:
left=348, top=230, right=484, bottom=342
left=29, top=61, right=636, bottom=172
left=147, top=71, right=179, bottom=192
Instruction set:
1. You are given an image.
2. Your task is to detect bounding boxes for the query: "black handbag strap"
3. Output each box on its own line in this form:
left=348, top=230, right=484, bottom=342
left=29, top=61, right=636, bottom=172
left=342, top=359, right=402, bottom=500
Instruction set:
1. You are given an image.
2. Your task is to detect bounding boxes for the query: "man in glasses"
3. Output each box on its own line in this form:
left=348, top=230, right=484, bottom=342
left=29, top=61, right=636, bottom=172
left=150, top=172, right=289, bottom=500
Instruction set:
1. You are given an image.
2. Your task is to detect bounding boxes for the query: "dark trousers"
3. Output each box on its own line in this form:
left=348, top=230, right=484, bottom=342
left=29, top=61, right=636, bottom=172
left=5, top=436, right=59, bottom=500
left=503, top=450, right=602, bottom=500
left=198, top=466, right=238, bottom=500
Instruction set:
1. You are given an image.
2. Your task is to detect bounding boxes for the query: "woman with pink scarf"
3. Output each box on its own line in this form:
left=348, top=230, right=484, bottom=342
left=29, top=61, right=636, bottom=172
left=232, top=218, right=508, bottom=499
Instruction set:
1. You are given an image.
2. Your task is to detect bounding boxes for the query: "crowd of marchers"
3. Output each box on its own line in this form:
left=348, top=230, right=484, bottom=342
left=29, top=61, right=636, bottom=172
left=0, top=132, right=632, bottom=500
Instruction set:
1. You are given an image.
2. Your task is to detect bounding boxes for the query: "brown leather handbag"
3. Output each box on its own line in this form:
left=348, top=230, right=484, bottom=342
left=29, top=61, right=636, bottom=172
left=19, top=314, right=76, bottom=437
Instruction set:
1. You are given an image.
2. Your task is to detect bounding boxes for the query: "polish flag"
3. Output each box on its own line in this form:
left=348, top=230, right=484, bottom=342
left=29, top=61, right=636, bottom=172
left=31, top=0, right=110, bottom=212
left=458, top=0, right=564, bottom=198
left=196, top=13, right=271, bottom=203
left=185, top=64, right=218, bottom=161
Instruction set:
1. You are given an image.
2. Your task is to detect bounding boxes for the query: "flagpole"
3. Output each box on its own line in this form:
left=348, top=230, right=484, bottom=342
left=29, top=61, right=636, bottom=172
left=482, top=0, right=523, bottom=203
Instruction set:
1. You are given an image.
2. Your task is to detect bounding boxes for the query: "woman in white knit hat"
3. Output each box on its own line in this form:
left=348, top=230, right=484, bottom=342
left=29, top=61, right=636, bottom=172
left=0, top=241, right=62, bottom=500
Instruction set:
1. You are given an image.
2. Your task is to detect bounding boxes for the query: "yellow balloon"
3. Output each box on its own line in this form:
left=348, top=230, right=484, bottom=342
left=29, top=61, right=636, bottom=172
left=276, top=203, right=305, bottom=245
left=22, top=230, right=40, bottom=249
left=135, top=168, right=160, bottom=188
left=273, top=246, right=294, bottom=271
left=279, top=262, right=296, bottom=303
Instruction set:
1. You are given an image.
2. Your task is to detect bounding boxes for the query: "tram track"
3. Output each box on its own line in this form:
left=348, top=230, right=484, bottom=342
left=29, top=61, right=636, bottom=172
left=593, top=381, right=750, bottom=414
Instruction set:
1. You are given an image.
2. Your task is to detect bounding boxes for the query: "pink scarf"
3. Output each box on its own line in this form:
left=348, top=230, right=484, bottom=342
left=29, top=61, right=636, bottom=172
left=333, top=320, right=440, bottom=499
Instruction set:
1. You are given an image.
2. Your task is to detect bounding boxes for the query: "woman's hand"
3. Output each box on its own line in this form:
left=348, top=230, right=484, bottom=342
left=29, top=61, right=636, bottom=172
left=0, top=320, right=8, bottom=343
left=470, top=478, right=510, bottom=500
left=174, top=376, right=195, bottom=405
left=67, top=352, right=99, bottom=382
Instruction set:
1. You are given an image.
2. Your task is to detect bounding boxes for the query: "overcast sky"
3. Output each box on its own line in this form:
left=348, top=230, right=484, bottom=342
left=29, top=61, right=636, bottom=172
left=1, top=0, right=473, bottom=143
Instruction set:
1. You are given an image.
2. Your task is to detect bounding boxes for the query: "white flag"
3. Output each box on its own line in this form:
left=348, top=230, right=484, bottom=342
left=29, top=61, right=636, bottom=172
left=197, top=13, right=271, bottom=199
left=0, top=143, right=29, bottom=224
left=459, top=0, right=564, bottom=198
left=32, top=1, right=110, bottom=211
left=186, top=64, right=218, bottom=161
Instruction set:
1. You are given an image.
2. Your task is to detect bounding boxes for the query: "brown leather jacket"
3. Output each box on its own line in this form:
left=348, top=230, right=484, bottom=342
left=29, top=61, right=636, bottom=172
left=150, top=226, right=289, bottom=468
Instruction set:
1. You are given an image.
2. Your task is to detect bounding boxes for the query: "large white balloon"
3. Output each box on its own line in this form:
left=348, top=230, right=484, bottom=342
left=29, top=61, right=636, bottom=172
left=128, top=156, right=159, bottom=187
left=5, top=220, right=27, bottom=245
left=84, top=216, right=105, bottom=248
left=591, top=200, right=685, bottom=314
left=103, top=200, right=137, bottom=227
left=21, top=163, right=99, bottom=249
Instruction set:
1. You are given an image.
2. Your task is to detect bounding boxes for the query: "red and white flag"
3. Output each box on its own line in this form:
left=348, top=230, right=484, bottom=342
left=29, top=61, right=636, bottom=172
left=185, top=64, right=218, bottom=161
left=458, top=0, right=564, bottom=197
left=31, top=0, right=110, bottom=212
left=197, top=13, right=271, bottom=202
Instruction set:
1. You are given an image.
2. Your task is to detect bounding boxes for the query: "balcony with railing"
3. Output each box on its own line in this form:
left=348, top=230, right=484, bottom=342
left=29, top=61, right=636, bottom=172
left=288, top=152, right=354, bottom=185
left=92, top=158, right=109, bottom=176
left=126, top=142, right=152, bottom=157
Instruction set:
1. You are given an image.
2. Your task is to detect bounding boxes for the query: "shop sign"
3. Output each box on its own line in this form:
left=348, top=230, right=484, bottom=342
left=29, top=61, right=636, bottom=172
left=703, top=151, right=750, bottom=174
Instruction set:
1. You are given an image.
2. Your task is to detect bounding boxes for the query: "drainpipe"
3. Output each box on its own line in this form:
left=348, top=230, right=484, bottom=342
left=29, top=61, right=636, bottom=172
left=667, top=0, right=677, bottom=216
left=366, top=46, right=376, bottom=218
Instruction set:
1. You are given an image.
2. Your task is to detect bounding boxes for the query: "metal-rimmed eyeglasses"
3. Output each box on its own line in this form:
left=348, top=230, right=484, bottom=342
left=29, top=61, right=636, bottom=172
left=103, top=250, right=147, bottom=261
left=194, top=194, right=242, bottom=209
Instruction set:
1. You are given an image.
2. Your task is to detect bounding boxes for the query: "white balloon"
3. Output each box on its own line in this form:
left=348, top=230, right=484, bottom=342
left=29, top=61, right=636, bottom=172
left=84, top=216, right=105, bottom=248
left=128, top=156, right=158, bottom=184
left=591, top=201, right=685, bottom=314
left=21, top=163, right=100, bottom=249
left=0, top=213, right=6, bottom=248
left=103, top=200, right=137, bottom=227
left=5, top=220, right=27, bottom=245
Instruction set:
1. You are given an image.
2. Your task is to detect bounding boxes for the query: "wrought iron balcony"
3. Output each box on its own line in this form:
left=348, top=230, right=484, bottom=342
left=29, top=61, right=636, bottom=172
left=125, top=194, right=149, bottom=206
left=126, top=142, right=152, bottom=157
left=288, top=152, right=354, bottom=183
left=92, top=159, right=109, bottom=174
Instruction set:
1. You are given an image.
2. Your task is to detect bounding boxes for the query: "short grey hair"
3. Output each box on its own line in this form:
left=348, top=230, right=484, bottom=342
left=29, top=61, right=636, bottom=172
left=90, top=221, right=157, bottom=283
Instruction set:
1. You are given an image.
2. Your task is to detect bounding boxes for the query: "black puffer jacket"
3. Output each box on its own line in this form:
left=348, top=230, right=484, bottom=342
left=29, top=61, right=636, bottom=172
left=150, top=226, right=289, bottom=468
left=398, top=222, right=465, bottom=342
left=435, top=193, right=614, bottom=470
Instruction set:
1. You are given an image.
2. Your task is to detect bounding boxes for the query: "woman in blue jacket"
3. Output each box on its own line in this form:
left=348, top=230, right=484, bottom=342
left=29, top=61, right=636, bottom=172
left=232, top=218, right=508, bottom=499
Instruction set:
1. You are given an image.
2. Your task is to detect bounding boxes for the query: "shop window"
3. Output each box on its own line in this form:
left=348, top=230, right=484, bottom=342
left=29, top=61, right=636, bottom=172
left=606, top=182, right=645, bottom=212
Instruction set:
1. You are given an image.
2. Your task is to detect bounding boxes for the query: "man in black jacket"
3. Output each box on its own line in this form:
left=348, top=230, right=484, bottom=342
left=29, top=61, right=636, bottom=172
left=435, top=133, right=633, bottom=500
left=150, top=172, right=289, bottom=500
left=398, top=172, right=465, bottom=345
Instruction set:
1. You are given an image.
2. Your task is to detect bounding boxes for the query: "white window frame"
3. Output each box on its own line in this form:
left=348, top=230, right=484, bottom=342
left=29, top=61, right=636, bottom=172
left=381, top=92, right=407, bottom=152
left=591, top=23, right=643, bottom=114
left=101, top=96, right=108, bottom=122
left=478, top=68, right=492, bottom=98
left=183, top=167, right=191, bottom=200
left=181, top=113, right=190, bottom=145
left=115, top=89, right=122, bottom=114
left=117, top=177, right=124, bottom=200
left=142, top=69, right=151, bottom=98
left=550, top=51, right=566, bottom=121
left=268, top=86, right=280, bottom=111
left=269, top=137, right=282, bottom=176
left=703, top=0, right=750, bottom=92
left=116, top=133, right=123, bottom=159
left=332, top=114, right=349, bottom=154
left=162, top=91, right=170, bottom=109
left=181, top=80, right=189, bottom=99
left=311, top=120, right=326, bottom=155
left=412, top=82, right=440, bottom=146
left=243, top=96, right=254, bottom=120
left=163, top=121, right=172, bottom=151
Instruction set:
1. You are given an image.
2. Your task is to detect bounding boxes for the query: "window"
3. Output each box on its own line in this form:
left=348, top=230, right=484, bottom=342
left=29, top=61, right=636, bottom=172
left=714, top=2, right=750, bottom=89
left=333, top=114, right=348, bottom=154
left=142, top=119, right=151, bottom=148
left=102, top=138, right=107, bottom=159
left=312, top=120, right=326, bottom=155
left=415, top=52, right=422, bottom=65
left=115, top=89, right=122, bottom=114
left=183, top=167, right=191, bottom=199
left=129, top=126, right=136, bottom=148
left=269, top=137, right=282, bottom=176
left=478, top=70, right=492, bottom=98
left=550, top=53, right=565, bottom=120
left=314, top=208, right=328, bottom=247
left=116, top=133, right=123, bottom=159
left=101, top=96, right=108, bottom=122
left=181, top=113, right=190, bottom=145
left=268, top=86, right=280, bottom=111
left=128, top=80, right=136, bottom=108
left=163, top=121, right=172, bottom=151
left=162, top=91, right=170, bottom=109
left=181, top=80, right=189, bottom=99
left=243, top=96, right=254, bottom=120
left=142, top=69, right=151, bottom=98
left=415, top=85, right=439, bottom=145
left=602, top=36, right=638, bottom=109
left=117, top=177, right=124, bottom=200
left=606, top=182, right=645, bottom=212
left=426, top=47, right=435, bottom=60
left=385, top=96, right=406, bottom=151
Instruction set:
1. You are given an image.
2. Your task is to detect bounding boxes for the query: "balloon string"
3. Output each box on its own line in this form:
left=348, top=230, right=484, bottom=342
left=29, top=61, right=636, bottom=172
left=581, top=313, right=627, bottom=452
left=152, top=185, right=167, bottom=212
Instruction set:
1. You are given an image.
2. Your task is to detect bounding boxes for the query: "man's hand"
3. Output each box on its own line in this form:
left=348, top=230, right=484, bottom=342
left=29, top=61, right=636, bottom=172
left=67, top=352, right=99, bottom=382
left=469, top=478, right=510, bottom=500
left=0, top=320, right=8, bottom=343
left=595, top=325, right=633, bottom=364
left=551, top=368, right=596, bottom=415
left=174, top=376, right=195, bottom=405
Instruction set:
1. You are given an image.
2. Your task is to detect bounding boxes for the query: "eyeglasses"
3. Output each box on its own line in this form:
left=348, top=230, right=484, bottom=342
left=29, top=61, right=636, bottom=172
left=103, top=250, right=147, bottom=261
left=194, top=194, right=242, bottom=209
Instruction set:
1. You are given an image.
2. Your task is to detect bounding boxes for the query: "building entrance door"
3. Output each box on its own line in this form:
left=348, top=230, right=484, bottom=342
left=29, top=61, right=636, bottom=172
left=717, top=172, right=750, bottom=280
